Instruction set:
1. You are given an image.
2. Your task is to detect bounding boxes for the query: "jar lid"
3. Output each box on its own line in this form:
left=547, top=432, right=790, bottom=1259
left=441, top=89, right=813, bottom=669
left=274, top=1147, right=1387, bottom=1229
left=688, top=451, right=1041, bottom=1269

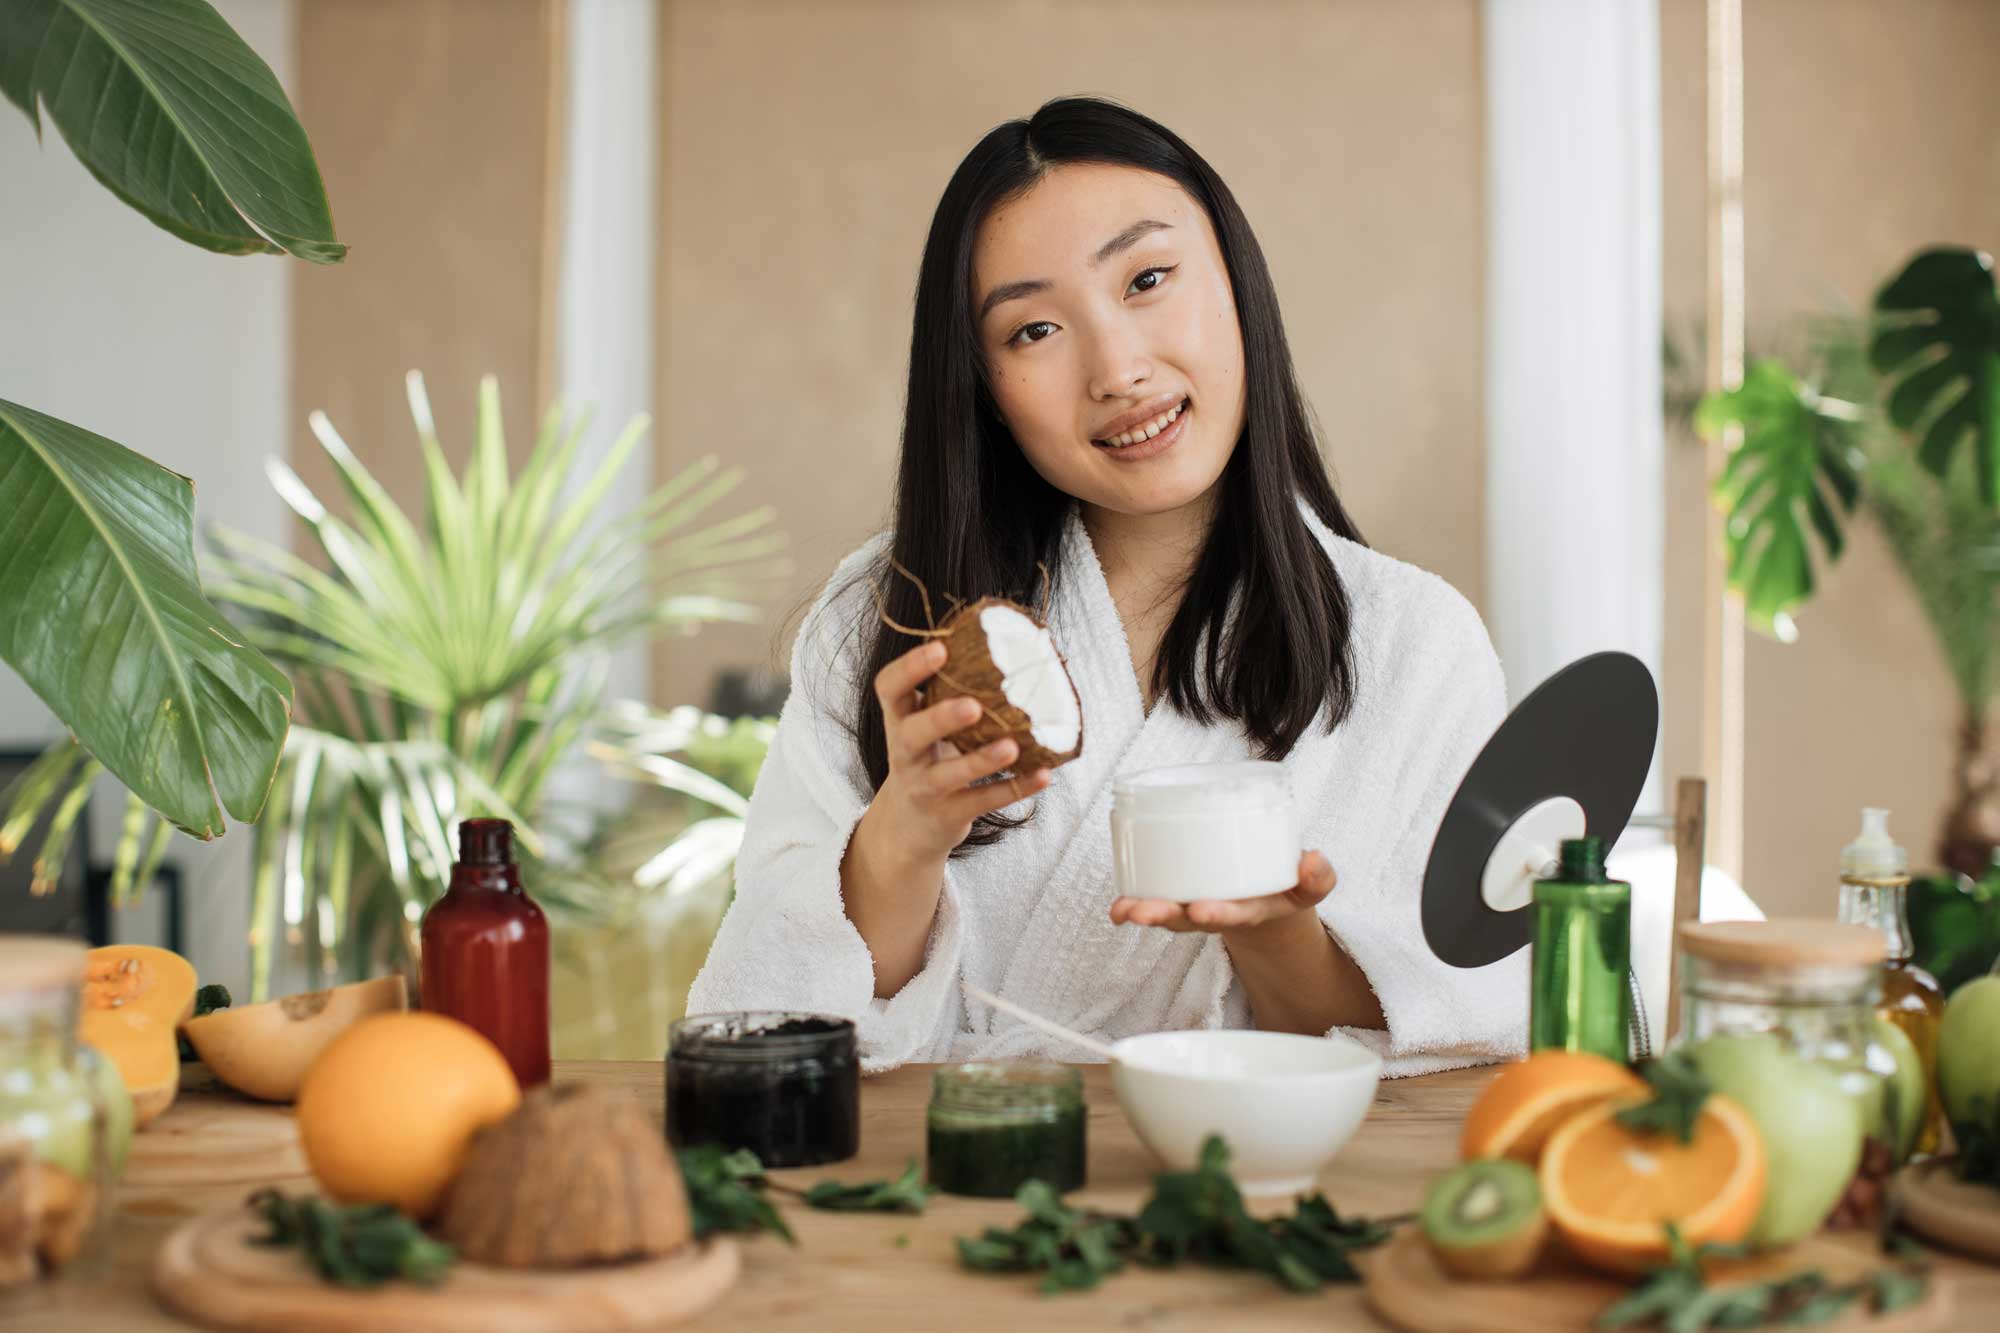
left=1677, top=919, right=1884, bottom=969
left=931, top=1060, right=1081, bottom=1115
left=668, top=1011, right=856, bottom=1063
left=0, top=934, right=86, bottom=993
left=1112, top=760, right=1291, bottom=815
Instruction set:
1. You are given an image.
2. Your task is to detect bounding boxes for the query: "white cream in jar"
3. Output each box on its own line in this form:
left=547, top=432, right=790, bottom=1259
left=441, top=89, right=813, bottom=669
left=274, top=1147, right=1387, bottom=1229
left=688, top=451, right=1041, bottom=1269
left=1109, top=761, right=1301, bottom=903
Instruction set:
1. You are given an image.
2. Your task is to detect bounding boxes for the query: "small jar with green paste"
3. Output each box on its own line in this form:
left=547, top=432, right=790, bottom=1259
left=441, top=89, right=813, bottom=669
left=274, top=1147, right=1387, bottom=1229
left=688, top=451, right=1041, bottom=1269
left=926, top=1061, right=1085, bottom=1198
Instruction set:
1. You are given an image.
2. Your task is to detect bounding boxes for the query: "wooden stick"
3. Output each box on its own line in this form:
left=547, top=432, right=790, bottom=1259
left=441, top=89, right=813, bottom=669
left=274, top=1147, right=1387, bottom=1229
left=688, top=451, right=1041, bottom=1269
left=1666, top=776, right=1708, bottom=1042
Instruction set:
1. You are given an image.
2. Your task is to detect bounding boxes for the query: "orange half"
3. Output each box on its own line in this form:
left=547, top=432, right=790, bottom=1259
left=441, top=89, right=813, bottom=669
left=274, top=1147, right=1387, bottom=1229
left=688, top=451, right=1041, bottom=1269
left=1459, top=1050, right=1646, bottom=1165
left=1539, top=1093, right=1767, bottom=1277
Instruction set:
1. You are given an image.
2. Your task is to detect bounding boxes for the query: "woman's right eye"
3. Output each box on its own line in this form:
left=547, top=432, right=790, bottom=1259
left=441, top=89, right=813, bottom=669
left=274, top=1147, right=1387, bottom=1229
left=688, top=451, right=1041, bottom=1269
left=1007, top=321, right=1055, bottom=347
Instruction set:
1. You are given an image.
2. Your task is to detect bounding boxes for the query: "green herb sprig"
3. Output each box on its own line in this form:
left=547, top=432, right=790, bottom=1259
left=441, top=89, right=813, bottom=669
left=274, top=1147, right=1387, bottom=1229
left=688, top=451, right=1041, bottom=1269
left=675, top=1146, right=938, bottom=1245
left=1595, top=1225, right=1929, bottom=1332
left=676, top=1145, right=796, bottom=1244
left=1614, top=1052, right=1713, bottom=1144
left=799, top=1160, right=938, bottom=1214
left=246, top=1189, right=454, bottom=1288
left=957, top=1134, right=1399, bottom=1296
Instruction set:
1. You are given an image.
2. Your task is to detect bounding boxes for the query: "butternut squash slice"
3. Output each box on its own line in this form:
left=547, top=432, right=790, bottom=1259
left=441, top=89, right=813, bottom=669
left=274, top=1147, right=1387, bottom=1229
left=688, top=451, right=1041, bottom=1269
left=79, top=945, right=197, bottom=1128
left=181, top=975, right=408, bottom=1102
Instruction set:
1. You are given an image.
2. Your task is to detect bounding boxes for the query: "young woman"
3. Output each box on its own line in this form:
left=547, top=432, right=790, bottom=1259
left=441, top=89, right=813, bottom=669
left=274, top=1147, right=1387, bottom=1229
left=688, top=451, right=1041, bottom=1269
left=688, top=96, right=1524, bottom=1076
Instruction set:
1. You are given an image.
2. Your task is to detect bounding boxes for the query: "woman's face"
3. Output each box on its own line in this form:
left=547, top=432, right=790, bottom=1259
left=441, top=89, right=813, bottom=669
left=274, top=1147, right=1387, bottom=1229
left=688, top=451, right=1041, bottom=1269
left=970, top=163, right=1247, bottom=521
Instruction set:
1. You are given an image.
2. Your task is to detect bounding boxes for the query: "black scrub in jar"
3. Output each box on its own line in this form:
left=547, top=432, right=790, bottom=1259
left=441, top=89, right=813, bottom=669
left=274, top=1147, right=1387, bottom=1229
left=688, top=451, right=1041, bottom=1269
left=664, top=1011, right=860, bottom=1167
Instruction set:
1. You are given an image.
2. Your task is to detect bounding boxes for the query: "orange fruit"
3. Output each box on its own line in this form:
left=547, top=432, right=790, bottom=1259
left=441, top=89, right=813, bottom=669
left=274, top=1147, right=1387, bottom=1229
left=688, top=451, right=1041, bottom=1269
left=1459, top=1051, right=1646, bottom=1165
left=296, top=1012, right=520, bottom=1219
left=1539, top=1092, right=1767, bottom=1276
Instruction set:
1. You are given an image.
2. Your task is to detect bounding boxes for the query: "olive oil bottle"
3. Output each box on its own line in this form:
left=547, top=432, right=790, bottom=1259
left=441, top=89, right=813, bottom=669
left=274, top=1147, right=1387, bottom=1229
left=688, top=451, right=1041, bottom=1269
left=1836, top=808, right=1946, bottom=1154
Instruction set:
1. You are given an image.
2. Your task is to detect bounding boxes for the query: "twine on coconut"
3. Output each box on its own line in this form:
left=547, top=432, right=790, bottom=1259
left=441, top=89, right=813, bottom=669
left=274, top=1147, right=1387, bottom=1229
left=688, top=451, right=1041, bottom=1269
left=876, top=548, right=1064, bottom=696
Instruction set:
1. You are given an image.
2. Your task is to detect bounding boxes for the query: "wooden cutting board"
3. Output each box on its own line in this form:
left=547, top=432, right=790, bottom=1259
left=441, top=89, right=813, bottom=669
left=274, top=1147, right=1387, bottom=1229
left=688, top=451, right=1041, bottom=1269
left=152, top=1202, right=739, bottom=1333
left=1362, top=1228, right=1950, bottom=1333
left=1895, top=1159, right=2000, bottom=1265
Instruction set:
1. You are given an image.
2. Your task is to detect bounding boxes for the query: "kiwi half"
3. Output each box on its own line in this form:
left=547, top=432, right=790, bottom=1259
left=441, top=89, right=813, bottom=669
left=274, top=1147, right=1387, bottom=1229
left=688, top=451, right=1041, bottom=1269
left=1419, top=1158, right=1548, bottom=1281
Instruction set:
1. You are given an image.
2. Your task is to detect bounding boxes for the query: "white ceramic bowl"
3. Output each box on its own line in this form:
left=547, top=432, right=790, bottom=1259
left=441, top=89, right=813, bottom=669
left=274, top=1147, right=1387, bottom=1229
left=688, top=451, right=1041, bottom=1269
left=1109, top=1029, right=1382, bottom=1196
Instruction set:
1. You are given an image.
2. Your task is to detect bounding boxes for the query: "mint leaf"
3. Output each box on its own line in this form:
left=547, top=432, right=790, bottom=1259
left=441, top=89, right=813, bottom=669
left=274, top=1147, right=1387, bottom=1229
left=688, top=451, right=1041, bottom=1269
left=802, top=1159, right=937, bottom=1214
left=675, top=1144, right=795, bottom=1245
left=1616, top=1052, right=1713, bottom=1144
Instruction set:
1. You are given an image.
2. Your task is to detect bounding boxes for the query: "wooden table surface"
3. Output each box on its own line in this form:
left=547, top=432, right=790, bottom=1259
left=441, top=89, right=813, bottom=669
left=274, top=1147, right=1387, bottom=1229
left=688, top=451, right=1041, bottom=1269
left=9, top=1060, right=1997, bottom=1331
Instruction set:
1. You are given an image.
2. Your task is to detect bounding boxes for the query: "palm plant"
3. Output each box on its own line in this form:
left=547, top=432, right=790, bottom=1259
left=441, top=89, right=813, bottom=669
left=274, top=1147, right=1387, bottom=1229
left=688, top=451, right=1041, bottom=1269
left=3, top=373, right=788, bottom=998
left=1697, top=246, right=2000, bottom=875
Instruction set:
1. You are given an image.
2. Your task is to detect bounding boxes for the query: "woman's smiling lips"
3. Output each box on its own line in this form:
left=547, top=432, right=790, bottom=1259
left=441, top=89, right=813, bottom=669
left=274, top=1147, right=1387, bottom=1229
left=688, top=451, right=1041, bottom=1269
left=1092, top=397, right=1190, bottom=464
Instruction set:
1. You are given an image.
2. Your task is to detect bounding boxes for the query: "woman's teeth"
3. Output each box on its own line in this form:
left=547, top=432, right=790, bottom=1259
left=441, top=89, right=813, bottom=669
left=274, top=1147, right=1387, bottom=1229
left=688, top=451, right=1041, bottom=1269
left=1096, top=398, right=1186, bottom=448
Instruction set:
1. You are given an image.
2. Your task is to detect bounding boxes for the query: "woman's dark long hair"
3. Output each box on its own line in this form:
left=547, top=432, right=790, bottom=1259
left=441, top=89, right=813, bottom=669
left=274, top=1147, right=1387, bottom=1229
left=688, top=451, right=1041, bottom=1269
left=840, top=95, right=1365, bottom=853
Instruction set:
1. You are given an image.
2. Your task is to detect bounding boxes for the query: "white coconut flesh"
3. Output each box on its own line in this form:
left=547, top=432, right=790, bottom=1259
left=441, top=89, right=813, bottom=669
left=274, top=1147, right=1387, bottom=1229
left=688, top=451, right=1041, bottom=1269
left=978, top=603, right=1080, bottom=754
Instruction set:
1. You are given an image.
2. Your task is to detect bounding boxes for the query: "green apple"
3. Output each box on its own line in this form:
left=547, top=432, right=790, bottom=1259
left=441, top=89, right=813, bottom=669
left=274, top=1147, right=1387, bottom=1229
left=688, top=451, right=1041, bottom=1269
left=1938, top=975, right=2000, bottom=1142
left=1686, top=1033, right=1864, bottom=1248
left=1869, top=1016, right=1927, bottom=1164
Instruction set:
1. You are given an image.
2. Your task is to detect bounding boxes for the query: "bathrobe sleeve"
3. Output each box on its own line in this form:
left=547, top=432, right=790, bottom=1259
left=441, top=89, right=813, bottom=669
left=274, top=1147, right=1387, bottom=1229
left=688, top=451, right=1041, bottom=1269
left=684, top=542, right=970, bottom=1071
left=1313, top=577, right=1528, bottom=1077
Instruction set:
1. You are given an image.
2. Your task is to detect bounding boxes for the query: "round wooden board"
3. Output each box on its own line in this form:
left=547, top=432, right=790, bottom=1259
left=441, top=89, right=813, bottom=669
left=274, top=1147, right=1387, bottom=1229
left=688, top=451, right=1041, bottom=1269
left=1895, top=1159, right=2000, bottom=1265
left=1361, top=1228, right=1950, bottom=1333
left=151, top=1203, right=739, bottom=1333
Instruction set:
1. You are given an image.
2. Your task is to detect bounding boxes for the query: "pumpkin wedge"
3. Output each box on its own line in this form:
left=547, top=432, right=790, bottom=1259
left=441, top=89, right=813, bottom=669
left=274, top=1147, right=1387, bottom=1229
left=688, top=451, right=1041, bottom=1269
left=182, top=975, right=408, bottom=1102
left=80, top=945, right=197, bottom=1127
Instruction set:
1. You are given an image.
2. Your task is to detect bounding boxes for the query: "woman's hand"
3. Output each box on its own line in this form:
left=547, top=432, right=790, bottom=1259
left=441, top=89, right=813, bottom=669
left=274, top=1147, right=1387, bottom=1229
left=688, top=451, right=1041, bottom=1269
left=1108, top=850, right=1337, bottom=936
left=868, top=640, right=1054, bottom=867
left=1109, top=851, right=1383, bottom=1035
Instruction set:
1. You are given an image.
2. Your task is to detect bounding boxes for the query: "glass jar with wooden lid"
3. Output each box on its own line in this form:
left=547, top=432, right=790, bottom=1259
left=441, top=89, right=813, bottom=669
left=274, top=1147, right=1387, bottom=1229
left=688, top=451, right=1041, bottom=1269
left=1673, top=919, right=1899, bottom=1152
left=0, top=935, right=125, bottom=1295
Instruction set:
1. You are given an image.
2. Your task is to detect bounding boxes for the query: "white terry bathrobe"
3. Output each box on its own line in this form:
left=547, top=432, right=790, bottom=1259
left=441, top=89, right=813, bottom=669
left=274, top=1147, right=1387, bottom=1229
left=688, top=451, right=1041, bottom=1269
left=687, top=496, right=1527, bottom=1077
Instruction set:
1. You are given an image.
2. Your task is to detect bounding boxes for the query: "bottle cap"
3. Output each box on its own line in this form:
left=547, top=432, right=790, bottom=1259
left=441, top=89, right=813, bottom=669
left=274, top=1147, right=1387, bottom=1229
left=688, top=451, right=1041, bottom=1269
left=1557, top=835, right=1607, bottom=882
left=457, top=818, right=515, bottom=867
left=1841, top=807, right=1908, bottom=878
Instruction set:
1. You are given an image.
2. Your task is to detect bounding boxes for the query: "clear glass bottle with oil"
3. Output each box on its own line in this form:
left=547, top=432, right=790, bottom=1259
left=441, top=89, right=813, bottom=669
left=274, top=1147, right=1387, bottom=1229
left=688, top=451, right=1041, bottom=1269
left=1836, top=807, right=1946, bottom=1155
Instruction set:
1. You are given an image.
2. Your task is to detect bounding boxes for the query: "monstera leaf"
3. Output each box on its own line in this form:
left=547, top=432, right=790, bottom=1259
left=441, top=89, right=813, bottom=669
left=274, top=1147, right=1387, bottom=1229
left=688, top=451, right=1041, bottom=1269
left=1872, top=247, right=2000, bottom=506
left=1695, top=359, right=1864, bottom=640
left=0, top=0, right=343, bottom=262
left=0, top=400, right=292, bottom=838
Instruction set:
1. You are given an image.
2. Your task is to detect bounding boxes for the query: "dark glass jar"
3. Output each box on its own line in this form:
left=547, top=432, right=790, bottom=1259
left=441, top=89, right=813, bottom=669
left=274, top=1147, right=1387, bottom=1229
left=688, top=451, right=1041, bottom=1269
left=665, top=1012, right=859, bottom=1167
left=926, top=1061, right=1086, bottom=1198
left=419, top=819, right=551, bottom=1088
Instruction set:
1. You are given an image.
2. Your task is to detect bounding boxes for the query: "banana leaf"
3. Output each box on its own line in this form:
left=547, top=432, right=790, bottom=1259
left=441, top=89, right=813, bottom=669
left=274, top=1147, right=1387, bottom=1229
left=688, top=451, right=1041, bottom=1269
left=0, top=400, right=292, bottom=838
left=0, top=0, right=343, bottom=262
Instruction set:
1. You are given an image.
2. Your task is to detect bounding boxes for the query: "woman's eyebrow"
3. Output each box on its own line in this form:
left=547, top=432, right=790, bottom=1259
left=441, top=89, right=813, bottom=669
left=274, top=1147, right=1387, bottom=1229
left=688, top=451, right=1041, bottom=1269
left=976, top=218, right=1176, bottom=324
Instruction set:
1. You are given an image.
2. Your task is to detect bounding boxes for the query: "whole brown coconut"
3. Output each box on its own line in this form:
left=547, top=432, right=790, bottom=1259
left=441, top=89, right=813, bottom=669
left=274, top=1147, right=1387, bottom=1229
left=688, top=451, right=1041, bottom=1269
left=437, top=1083, right=693, bottom=1268
left=922, top=596, right=1084, bottom=774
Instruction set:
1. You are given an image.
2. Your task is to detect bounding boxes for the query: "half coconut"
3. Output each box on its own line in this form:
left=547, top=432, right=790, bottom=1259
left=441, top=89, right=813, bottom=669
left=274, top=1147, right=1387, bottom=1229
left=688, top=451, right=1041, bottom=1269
left=924, top=597, right=1084, bottom=773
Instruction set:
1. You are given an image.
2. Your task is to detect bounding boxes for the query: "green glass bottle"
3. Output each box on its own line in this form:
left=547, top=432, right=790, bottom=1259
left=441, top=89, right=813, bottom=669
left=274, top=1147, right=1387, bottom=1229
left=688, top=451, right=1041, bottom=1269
left=1529, top=835, right=1632, bottom=1062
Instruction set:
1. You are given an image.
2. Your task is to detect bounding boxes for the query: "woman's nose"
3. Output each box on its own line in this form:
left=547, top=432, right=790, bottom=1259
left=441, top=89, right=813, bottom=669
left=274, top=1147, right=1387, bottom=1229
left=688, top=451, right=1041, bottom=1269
left=1085, top=321, right=1153, bottom=401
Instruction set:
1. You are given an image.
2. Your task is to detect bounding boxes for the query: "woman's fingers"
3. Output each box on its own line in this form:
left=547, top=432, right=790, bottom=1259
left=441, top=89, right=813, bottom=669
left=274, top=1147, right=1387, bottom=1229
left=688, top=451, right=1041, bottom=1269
left=874, top=641, right=945, bottom=723
left=896, top=696, right=981, bottom=764
left=944, top=767, right=1051, bottom=821
left=925, top=736, right=1016, bottom=794
left=1112, top=852, right=1339, bottom=933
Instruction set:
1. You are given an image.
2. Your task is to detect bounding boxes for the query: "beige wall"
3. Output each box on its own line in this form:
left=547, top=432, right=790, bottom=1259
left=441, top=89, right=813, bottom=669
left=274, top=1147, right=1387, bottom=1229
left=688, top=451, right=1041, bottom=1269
left=652, top=0, right=1486, bottom=709
left=1661, top=0, right=2000, bottom=917
left=291, top=0, right=562, bottom=509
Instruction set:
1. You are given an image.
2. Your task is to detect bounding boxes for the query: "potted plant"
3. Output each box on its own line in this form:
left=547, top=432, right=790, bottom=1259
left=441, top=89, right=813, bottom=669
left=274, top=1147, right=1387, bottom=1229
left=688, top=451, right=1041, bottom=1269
left=1697, top=245, right=2000, bottom=984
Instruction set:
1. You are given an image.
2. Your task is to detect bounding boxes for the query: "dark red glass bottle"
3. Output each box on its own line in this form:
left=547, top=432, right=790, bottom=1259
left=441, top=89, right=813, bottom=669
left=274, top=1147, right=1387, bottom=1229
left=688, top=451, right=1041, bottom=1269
left=419, top=819, right=551, bottom=1087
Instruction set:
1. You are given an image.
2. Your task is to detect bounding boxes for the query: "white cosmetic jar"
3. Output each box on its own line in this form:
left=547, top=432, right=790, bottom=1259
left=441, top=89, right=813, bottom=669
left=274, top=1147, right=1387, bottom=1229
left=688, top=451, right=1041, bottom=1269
left=1109, top=760, right=1301, bottom=903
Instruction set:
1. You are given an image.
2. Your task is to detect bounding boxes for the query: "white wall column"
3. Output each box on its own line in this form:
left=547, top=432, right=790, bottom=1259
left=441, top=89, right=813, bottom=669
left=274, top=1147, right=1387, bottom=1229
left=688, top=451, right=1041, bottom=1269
left=1483, top=0, right=1666, bottom=818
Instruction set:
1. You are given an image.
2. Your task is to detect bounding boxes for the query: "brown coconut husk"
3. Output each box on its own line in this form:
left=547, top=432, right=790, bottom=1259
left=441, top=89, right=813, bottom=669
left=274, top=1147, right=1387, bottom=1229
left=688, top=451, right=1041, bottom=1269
left=437, top=1084, right=692, bottom=1268
left=875, top=559, right=1083, bottom=773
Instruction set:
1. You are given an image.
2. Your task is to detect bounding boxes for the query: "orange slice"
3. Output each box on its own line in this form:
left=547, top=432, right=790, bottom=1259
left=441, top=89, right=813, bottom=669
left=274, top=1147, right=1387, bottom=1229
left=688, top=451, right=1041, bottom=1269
left=1459, top=1051, right=1646, bottom=1165
left=1539, top=1092, right=1767, bottom=1277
